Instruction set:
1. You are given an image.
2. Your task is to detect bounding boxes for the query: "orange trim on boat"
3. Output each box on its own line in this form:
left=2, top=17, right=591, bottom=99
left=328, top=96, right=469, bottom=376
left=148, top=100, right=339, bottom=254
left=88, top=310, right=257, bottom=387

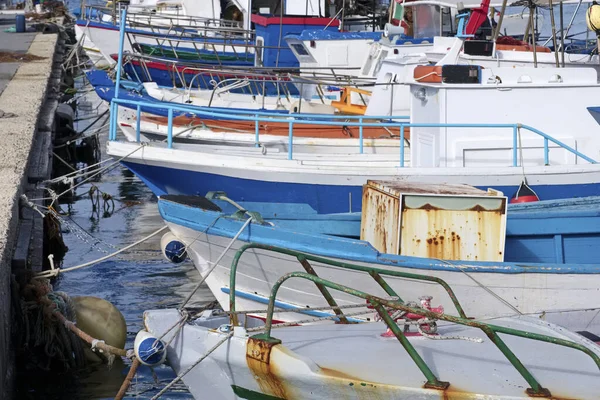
left=413, top=66, right=443, bottom=83
left=496, top=44, right=551, bottom=53
left=142, top=115, right=411, bottom=141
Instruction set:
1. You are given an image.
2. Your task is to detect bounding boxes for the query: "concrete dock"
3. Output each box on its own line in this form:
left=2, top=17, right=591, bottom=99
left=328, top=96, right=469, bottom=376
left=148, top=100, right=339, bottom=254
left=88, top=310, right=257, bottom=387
left=0, top=12, right=64, bottom=398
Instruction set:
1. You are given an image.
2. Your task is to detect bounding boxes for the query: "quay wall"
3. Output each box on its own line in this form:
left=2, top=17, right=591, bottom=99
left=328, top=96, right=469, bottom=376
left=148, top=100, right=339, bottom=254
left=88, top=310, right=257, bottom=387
left=0, top=31, right=62, bottom=398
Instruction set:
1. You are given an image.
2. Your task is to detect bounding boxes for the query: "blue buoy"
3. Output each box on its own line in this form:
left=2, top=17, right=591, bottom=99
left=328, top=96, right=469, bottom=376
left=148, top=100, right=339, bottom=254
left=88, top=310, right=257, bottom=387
left=134, top=330, right=167, bottom=367
left=160, top=232, right=188, bottom=264
left=15, top=15, right=26, bottom=33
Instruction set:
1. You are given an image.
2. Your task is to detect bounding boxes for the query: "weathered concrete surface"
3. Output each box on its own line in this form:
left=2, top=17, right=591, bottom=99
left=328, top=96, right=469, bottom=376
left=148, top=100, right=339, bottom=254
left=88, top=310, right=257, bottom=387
left=0, top=14, right=38, bottom=95
left=0, top=31, right=59, bottom=399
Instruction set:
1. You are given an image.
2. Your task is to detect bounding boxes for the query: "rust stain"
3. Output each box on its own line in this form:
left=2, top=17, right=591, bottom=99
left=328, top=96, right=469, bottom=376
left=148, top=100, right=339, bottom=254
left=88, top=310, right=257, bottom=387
left=246, top=338, right=290, bottom=399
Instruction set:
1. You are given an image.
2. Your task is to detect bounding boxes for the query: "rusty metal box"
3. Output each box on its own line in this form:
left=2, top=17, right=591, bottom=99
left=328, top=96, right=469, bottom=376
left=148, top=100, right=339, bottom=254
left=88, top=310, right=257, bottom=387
left=360, top=181, right=507, bottom=261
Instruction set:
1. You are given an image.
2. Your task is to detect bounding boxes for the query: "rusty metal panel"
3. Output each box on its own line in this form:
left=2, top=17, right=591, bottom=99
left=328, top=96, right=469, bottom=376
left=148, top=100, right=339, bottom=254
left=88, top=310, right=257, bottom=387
left=360, top=184, right=400, bottom=254
left=360, top=180, right=507, bottom=262
left=399, top=194, right=507, bottom=261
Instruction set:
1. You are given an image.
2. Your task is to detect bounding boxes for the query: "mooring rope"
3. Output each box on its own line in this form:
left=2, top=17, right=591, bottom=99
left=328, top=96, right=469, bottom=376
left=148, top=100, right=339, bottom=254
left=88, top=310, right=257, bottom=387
left=150, top=332, right=234, bottom=400
left=35, top=225, right=169, bottom=279
left=179, top=216, right=253, bottom=310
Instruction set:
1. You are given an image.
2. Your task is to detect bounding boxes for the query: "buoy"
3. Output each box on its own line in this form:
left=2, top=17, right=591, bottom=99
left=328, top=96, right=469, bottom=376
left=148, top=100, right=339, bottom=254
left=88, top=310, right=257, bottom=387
left=587, top=1, right=600, bottom=32
left=160, top=232, right=187, bottom=263
left=134, top=330, right=167, bottom=367
left=510, top=179, right=540, bottom=204
left=72, top=296, right=127, bottom=363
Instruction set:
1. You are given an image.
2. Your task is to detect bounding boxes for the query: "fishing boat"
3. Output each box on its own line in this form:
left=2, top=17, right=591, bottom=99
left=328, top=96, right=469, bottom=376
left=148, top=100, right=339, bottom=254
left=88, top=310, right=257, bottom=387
left=106, top=63, right=600, bottom=210
left=155, top=186, right=600, bottom=336
left=88, top=69, right=405, bottom=154
left=75, top=1, right=337, bottom=68
left=142, top=260, right=600, bottom=399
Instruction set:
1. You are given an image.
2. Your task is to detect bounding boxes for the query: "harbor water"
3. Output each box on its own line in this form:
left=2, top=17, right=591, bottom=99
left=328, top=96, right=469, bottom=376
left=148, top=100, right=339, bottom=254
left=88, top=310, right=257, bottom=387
left=25, top=81, right=204, bottom=399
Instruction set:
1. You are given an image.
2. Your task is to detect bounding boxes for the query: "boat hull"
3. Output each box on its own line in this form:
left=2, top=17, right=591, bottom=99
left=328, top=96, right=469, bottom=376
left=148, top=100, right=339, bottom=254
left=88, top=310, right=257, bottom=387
left=158, top=198, right=600, bottom=335
left=107, top=140, right=600, bottom=213
left=144, top=307, right=600, bottom=399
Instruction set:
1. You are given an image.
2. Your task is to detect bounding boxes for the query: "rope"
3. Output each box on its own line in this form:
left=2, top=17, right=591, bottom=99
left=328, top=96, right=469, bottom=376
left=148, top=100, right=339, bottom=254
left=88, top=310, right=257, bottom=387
left=416, top=320, right=483, bottom=343
left=150, top=332, right=233, bottom=400
left=54, top=311, right=127, bottom=357
left=31, top=142, right=147, bottom=206
left=247, top=309, right=375, bottom=332
left=115, top=358, right=141, bottom=400
left=35, top=226, right=169, bottom=279
left=435, top=258, right=523, bottom=316
left=517, top=124, right=527, bottom=180
left=179, top=217, right=253, bottom=310
left=206, top=303, right=370, bottom=318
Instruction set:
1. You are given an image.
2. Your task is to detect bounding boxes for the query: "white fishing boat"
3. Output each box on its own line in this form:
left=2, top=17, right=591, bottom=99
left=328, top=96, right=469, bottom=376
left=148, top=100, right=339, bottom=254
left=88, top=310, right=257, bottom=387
left=107, top=65, right=600, bottom=210
left=142, top=265, right=600, bottom=399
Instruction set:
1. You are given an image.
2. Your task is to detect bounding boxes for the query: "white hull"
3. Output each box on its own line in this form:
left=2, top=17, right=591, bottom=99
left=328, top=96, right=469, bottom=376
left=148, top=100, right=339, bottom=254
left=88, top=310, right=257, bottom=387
left=167, top=221, right=600, bottom=334
left=107, top=139, right=600, bottom=188
left=144, top=308, right=600, bottom=399
left=142, top=82, right=337, bottom=112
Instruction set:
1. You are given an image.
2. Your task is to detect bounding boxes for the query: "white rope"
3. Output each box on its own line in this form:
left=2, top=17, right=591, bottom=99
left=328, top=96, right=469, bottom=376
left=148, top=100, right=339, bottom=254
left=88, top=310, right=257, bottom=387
left=435, top=258, right=523, bottom=316
left=179, top=217, right=253, bottom=310
left=416, top=320, right=484, bottom=343
left=150, top=332, right=233, bottom=400
left=20, top=194, right=46, bottom=218
left=32, top=143, right=147, bottom=206
left=42, top=158, right=112, bottom=185
left=35, top=225, right=169, bottom=278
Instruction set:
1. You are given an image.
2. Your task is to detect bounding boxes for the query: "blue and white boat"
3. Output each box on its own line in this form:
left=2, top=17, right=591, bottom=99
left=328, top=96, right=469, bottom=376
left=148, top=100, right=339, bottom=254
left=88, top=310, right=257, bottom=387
left=155, top=192, right=600, bottom=336
left=106, top=62, right=600, bottom=212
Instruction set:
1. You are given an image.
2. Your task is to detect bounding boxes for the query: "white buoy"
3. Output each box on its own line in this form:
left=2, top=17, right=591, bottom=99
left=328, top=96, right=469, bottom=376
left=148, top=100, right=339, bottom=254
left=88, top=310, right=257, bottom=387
left=134, top=330, right=167, bottom=367
left=160, top=232, right=187, bottom=263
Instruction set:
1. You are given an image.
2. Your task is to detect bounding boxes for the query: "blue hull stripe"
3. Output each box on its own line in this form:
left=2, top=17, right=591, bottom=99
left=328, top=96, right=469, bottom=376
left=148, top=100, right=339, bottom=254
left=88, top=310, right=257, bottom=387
left=125, top=161, right=600, bottom=214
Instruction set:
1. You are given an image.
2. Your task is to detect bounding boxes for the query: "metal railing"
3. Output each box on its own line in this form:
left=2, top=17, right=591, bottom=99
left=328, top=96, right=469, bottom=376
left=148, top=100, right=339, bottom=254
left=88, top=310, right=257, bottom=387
left=109, top=9, right=597, bottom=167
left=79, top=4, right=243, bottom=31
left=108, top=96, right=597, bottom=166
left=227, top=244, right=600, bottom=398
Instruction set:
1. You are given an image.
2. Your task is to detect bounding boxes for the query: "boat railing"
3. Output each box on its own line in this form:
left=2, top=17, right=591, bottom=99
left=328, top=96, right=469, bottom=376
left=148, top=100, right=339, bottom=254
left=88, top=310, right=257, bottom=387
left=126, top=30, right=258, bottom=67
left=108, top=96, right=597, bottom=167
left=125, top=18, right=252, bottom=40
left=121, top=52, right=371, bottom=87
left=79, top=4, right=242, bottom=31
left=120, top=52, right=375, bottom=103
left=227, top=243, right=468, bottom=325
left=228, top=244, right=600, bottom=398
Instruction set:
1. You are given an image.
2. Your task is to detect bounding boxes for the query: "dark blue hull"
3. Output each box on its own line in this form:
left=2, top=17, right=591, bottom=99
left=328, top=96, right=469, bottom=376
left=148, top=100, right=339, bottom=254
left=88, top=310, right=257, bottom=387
left=123, top=160, right=600, bottom=215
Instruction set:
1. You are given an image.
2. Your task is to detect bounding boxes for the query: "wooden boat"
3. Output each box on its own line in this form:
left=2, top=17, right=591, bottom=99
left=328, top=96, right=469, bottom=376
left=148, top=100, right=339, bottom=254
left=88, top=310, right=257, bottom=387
left=142, top=262, right=600, bottom=399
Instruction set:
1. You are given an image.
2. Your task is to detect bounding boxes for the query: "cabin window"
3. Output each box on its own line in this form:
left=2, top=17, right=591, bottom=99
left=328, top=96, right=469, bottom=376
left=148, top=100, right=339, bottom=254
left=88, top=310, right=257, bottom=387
left=290, top=43, right=310, bottom=56
left=413, top=5, right=441, bottom=38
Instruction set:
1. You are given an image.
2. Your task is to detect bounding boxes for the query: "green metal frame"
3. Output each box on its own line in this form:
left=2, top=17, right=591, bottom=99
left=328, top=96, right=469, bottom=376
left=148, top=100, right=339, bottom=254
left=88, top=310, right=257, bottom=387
left=228, top=244, right=600, bottom=398
left=228, top=243, right=468, bottom=326
left=259, top=271, right=600, bottom=397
